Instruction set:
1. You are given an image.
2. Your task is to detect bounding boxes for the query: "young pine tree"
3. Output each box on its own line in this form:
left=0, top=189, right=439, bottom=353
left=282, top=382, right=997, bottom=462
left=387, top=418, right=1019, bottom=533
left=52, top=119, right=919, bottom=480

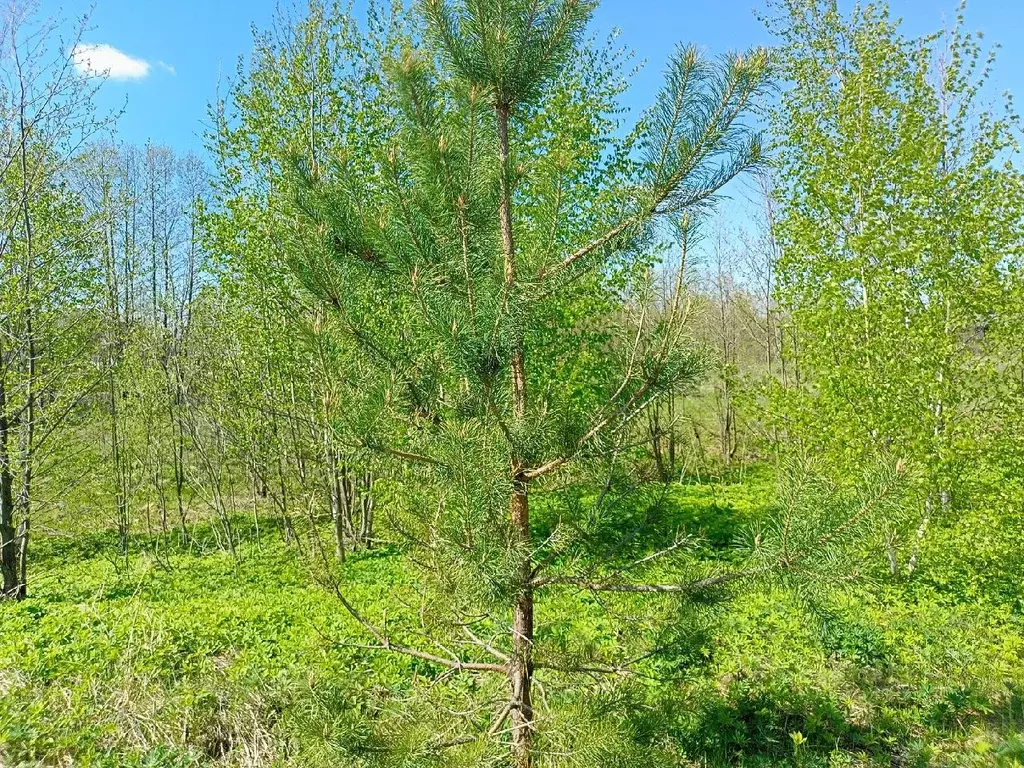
left=274, top=0, right=768, bottom=764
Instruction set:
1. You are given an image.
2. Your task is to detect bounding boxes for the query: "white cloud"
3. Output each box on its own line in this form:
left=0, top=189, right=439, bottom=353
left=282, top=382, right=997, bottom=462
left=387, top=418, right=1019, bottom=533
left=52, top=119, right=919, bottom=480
left=157, top=60, right=177, bottom=76
left=72, top=43, right=150, bottom=80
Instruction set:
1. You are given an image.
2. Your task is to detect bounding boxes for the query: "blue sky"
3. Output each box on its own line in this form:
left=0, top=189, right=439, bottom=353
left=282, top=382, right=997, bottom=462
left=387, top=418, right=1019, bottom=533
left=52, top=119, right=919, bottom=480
left=42, top=0, right=1024, bottom=155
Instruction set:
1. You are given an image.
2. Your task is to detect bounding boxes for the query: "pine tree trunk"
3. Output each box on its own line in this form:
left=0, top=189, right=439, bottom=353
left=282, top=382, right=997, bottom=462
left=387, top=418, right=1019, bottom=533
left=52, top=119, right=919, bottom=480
left=497, top=101, right=534, bottom=768
left=509, top=484, right=534, bottom=768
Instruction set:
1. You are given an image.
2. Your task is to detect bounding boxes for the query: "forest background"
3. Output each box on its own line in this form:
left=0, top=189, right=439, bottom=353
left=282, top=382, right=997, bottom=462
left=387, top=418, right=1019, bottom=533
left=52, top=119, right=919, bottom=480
left=1, top=0, right=1023, bottom=766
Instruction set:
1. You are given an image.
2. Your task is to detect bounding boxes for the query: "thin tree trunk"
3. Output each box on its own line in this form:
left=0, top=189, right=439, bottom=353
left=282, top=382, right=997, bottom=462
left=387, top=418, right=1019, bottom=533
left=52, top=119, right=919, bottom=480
left=251, top=469, right=262, bottom=550
left=109, top=370, right=130, bottom=555
left=15, top=518, right=27, bottom=600
left=667, top=390, right=677, bottom=477
left=359, top=471, right=374, bottom=547
left=649, top=402, right=666, bottom=481
left=341, top=468, right=357, bottom=540
left=15, top=51, right=36, bottom=599
left=327, top=443, right=346, bottom=562
left=331, top=498, right=346, bottom=562
left=0, top=372, right=18, bottom=598
left=174, top=409, right=188, bottom=544
left=497, top=102, right=534, bottom=768
left=907, top=495, right=932, bottom=575
left=169, top=338, right=190, bottom=545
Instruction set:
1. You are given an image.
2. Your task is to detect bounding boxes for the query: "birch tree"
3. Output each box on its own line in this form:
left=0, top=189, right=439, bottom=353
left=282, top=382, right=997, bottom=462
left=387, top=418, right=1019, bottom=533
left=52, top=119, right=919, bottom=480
left=0, top=1, right=110, bottom=597
left=769, top=0, right=1024, bottom=571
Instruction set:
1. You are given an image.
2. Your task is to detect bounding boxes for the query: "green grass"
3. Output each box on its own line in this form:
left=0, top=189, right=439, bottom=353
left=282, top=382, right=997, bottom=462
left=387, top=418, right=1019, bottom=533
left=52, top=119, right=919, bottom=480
left=2, top=472, right=1023, bottom=767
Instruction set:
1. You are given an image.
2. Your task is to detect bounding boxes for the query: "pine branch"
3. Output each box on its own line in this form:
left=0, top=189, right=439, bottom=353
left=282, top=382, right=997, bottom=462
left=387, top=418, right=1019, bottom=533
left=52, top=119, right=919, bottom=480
left=532, top=569, right=752, bottom=593
left=544, top=46, right=767, bottom=279
left=318, top=571, right=506, bottom=673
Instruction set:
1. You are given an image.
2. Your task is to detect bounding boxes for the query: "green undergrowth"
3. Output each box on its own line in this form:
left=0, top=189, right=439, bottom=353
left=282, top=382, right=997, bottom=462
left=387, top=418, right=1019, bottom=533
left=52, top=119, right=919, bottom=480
left=1, top=472, right=1022, bottom=767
